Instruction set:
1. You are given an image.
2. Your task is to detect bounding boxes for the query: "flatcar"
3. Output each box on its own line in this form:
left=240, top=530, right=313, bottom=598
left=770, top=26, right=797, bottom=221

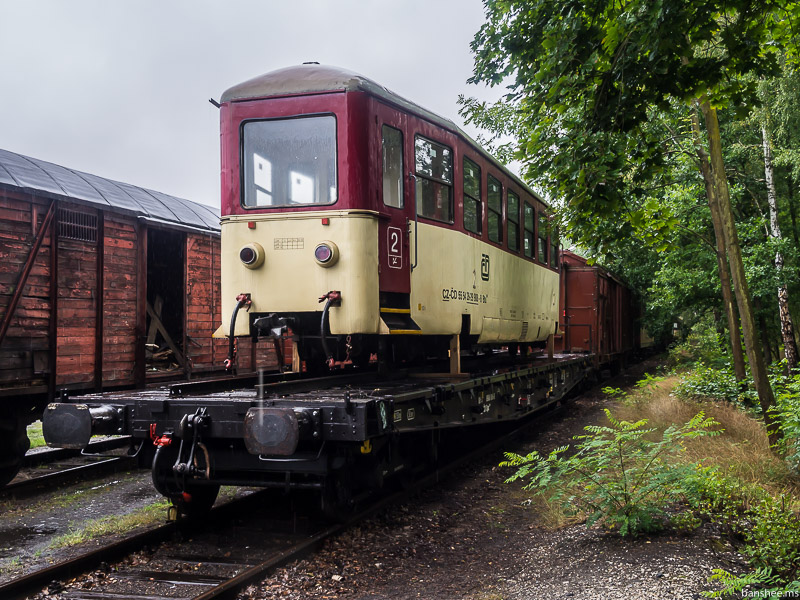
left=43, top=65, right=637, bottom=515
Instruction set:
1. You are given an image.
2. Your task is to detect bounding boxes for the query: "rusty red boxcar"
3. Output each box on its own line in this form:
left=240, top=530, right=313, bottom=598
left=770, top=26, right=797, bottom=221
left=556, top=250, right=639, bottom=371
left=0, top=149, right=282, bottom=485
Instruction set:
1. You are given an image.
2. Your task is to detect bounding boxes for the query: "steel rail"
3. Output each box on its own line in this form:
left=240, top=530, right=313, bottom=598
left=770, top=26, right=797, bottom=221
left=0, top=521, right=176, bottom=600
left=0, top=491, right=273, bottom=600
left=1, top=456, right=136, bottom=499
left=20, top=436, right=132, bottom=468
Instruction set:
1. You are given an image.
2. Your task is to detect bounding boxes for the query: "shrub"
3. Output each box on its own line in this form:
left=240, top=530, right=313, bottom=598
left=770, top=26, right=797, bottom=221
left=673, top=363, right=742, bottom=404
left=769, top=368, right=800, bottom=470
left=634, top=372, right=666, bottom=398
left=702, top=568, right=800, bottom=599
left=601, top=386, right=627, bottom=401
left=689, top=467, right=800, bottom=594
left=667, top=317, right=731, bottom=369
left=502, top=409, right=720, bottom=536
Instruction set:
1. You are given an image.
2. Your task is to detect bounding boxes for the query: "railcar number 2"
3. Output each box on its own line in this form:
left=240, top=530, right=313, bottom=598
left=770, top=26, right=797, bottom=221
left=387, top=227, right=402, bottom=269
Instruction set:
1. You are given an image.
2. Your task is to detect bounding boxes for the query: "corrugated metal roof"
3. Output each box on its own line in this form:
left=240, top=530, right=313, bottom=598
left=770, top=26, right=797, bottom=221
left=0, top=148, right=220, bottom=233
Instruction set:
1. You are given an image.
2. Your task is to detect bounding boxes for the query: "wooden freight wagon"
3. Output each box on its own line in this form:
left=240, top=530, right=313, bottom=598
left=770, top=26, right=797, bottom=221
left=556, top=250, right=639, bottom=371
left=0, top=148, right=282, bottom=485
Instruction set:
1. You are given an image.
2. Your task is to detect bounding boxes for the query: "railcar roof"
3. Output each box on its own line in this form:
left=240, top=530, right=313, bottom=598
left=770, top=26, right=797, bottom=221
left=0, top=148, right=220, bottom=233
left=221, top=64, right=548, bottom=207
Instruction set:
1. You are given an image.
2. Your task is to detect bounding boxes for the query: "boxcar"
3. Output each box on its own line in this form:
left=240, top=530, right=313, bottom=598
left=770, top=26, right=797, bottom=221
left=556, top=250, right=639, bottom=370
left=0, top=149, right=283, bottom=485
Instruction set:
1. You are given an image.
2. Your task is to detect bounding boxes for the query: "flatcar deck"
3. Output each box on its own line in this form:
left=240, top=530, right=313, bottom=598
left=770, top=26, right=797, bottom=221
left=42, top=353, right=593, bottom=508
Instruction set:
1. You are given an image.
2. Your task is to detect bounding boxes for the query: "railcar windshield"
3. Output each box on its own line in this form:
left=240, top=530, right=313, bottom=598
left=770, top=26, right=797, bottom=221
left=242, top=115, right=337, bottom=208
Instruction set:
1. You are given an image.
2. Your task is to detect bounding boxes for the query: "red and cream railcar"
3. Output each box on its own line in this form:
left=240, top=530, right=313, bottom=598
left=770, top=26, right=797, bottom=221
left=217, top=64, right=561, bottom=366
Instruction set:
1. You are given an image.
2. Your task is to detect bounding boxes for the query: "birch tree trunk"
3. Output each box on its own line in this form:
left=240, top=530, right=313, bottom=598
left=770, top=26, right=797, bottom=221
left=762, top=124, right=799, bottom=370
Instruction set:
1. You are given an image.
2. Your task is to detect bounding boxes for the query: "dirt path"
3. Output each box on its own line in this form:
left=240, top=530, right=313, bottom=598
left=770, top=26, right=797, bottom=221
left=238, top=364, right=744, bottom=600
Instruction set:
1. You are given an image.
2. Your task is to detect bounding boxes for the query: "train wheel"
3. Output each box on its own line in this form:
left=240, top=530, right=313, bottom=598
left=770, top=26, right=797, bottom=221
left=171, top=484, right=221, bottom=517
left=0, top=411, right=29, bottom=487
left=151, top=445, right=218, bottom=517
left=321, top=470, right=354, bottom=521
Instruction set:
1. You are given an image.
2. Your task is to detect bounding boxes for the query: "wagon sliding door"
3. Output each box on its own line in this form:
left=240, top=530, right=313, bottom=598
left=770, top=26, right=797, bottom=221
left=56, top=206, right=101, bottom=390
left=144, top=228, right=186, bottom=377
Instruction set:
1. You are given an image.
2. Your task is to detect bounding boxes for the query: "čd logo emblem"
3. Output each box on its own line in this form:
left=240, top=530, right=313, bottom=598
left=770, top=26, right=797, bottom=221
left=481, top=254, right=490, bottom=281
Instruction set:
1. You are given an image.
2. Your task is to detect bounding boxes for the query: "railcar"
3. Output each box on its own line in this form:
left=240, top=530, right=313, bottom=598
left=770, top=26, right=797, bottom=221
left=42, top=65, right=631, bottom=515
left=214, top=63, right=562, bottom=369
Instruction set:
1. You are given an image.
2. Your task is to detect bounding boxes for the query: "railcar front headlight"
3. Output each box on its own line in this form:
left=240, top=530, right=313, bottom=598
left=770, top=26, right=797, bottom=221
left=240, top=242, right=265, bottom=269
left=314, top=241, right=339, bottom=267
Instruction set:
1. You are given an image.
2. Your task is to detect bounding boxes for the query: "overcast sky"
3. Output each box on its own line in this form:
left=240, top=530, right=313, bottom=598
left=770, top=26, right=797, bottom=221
left=0, top=0, right=502, bottom=210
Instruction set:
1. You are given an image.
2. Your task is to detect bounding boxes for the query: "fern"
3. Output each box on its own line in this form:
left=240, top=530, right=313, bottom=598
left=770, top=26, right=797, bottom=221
left=702, top=568, right=781, bottom=598
left=502, top=409, right=720, bottom=536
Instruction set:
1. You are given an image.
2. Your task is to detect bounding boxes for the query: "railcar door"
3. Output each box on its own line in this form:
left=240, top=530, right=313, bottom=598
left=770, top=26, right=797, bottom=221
left=375, top=103, right=413, bottom=308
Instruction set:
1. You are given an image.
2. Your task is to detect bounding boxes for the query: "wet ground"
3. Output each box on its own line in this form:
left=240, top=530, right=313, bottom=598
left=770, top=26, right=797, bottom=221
left=0, top=468, right=164, bottom=581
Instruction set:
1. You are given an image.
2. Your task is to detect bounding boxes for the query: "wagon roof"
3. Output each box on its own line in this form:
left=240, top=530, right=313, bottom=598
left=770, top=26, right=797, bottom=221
left=0, top=148, right=220, bottom=233
left=221, top=64, right=548, bottom=207
left=222, top=63, right=458, bottom=129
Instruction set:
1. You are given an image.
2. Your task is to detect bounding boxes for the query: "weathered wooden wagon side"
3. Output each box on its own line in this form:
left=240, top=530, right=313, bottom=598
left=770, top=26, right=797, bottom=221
left=0, top=148, right=271, bottom=484
left=556, top=250, right=639, bottom=371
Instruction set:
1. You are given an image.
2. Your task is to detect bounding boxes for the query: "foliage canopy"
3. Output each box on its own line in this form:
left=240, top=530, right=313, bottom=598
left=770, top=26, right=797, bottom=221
left=462, top=0, right=798, bottom=249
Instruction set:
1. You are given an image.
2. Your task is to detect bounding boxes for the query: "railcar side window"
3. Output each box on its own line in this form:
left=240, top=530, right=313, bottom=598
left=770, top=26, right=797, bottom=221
left=415, top=136, right=453, bottom=223
left=538, top=212, right=549, bottom=264
left=382, top=125, right=404, bottom=209
left=487, top=175, right=502, bottom=243
left=507, top=191, right=520, bottom=251
left=523, top=203, right=534, bottom=258
left=550, top=225, right=559, bottom=269
left=463, top=157, right=481, bottom=234
left=242, top=116, right=337, bottom=208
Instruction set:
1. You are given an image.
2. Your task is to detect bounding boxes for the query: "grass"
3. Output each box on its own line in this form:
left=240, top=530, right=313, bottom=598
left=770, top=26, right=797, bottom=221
left=613, top=375, right=798, bottom=497
left=49, top=499, right=171, bottom=548
left=0, top=556, right=23, bottom=575
left=26, top=421, right=46, bottom=449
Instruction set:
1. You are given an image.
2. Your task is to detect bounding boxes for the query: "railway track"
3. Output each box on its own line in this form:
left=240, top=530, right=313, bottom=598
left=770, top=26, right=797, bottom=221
left=3, top=437, right=137, bottom=499
left=3, top=385, right=568, bottom=600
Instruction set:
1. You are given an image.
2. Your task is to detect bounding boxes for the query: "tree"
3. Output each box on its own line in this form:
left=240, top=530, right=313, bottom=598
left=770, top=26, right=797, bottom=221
left=762, top=118, right=799, bottom=370
left=463, top=0, right=799, bottom=441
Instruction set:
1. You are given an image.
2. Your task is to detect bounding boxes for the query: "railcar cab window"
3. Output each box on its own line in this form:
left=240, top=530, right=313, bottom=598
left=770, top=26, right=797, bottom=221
left=487, top=175, right=502, bottom=243
left=507, top=191, right=520, bottom=251
left=382, top=125, right=404, bottom=209
left=538, top=212, right=549, bottom=264
left=463, top=157, right=481, bottom=234
left=242, top=115, right=337, bottom=208
left=523, top=203, right=534, bottom=258
left=415, top=136, right=453, bottom=223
